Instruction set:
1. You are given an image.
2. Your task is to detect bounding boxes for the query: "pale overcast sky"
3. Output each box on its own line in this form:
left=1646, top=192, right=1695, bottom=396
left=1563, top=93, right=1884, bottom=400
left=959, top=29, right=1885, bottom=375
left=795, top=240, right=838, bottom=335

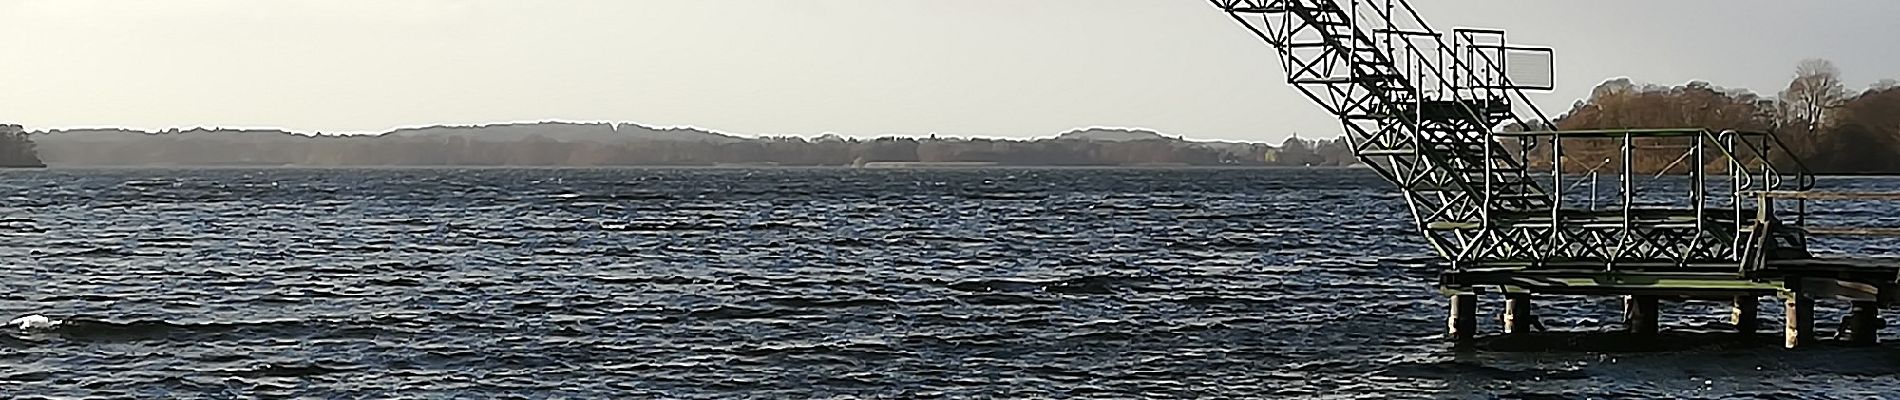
left=0, top=0, right=1895, bottom=142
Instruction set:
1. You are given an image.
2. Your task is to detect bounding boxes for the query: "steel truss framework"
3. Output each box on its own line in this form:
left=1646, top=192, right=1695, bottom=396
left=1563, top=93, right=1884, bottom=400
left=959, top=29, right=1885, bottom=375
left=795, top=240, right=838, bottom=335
left=1208, top=0, right=1815, bottom=272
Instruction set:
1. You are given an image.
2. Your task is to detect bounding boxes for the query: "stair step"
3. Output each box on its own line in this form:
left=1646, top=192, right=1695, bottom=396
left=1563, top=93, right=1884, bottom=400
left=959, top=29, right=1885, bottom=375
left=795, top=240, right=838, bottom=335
left=1424, top=144, right=1491, bottom=150
left=1494, top=193, right=1551, bottom=202
left=1226, top=6, right=1287, bottom=14
left=1426, top=221, right=1482, bottom=231
left=1287, top=42, right=1381, bottom=52
left=1452, top=166, right=1527, bottom=173
left=1359, top=149, right=1416, bottom=157
left=1227, top=3, right=1344, bottom=13
left=1291, top=77, right=1358, bottom=85
left=1372, top=28, right=1440, bottom=37
left=1292, top=74, right=1406, bottom=85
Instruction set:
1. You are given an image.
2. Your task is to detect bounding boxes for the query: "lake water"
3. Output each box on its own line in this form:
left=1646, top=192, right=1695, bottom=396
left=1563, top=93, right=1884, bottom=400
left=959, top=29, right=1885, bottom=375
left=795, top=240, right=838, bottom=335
left=1, top=168, right=1897, bottom=398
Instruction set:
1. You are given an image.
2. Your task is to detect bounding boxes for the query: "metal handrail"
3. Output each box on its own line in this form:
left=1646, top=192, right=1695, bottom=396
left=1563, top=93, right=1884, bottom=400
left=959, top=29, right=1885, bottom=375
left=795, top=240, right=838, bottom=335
left=1494, top=128, right=1811, bottom=265
left=1274, top=0, right=1543, bottom=217
left=1750, top=129, right=1817, bottom=191
left=1212, top=0, right=1836, bottom=269
left=1751, top=191, right=1900, bottom=280
left=1383, top=1, right=1560, bottom=132
left=1347, top=1, right=1554, bottom=212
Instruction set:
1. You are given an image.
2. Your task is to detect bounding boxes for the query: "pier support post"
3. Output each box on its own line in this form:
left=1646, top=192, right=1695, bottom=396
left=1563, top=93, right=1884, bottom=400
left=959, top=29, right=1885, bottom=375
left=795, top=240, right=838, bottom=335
left=1784, top=295, right=1814, bottom=349
left=1847, top=301, right=1881, bottom=346
left=1732, top=296, right=1760, bottom=333
left=1449, top=294, right=1477, bottom=343
left=1626, top=295, right=1660, bottom=334
left=1504, top=293, right=1534, bottom=334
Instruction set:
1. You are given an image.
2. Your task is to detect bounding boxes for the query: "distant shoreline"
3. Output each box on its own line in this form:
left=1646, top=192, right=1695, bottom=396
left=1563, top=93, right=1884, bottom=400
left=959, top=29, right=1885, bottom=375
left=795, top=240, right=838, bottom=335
left=28, top=123, right=1295, bottom=168
left=20, top=165, right=1899, bottom=179
left=29, top=163, right=1362, bottom=170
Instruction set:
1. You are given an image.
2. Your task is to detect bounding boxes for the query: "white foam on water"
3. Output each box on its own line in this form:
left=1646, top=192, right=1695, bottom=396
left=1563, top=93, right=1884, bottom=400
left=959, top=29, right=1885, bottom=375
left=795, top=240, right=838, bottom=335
left=7, top=314, right=62, bottom=330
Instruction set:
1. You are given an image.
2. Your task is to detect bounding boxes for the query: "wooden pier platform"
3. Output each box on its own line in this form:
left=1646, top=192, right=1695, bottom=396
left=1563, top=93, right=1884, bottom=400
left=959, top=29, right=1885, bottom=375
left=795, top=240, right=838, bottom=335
left=1440, top=257, right=1900, bottom=348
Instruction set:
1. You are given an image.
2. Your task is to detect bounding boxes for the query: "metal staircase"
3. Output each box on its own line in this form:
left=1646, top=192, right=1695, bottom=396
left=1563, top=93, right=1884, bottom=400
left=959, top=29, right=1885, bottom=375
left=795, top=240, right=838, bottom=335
left=1209, top=0, right=1813, bottom=270
left=1214, top=0, right=1560, bottom=263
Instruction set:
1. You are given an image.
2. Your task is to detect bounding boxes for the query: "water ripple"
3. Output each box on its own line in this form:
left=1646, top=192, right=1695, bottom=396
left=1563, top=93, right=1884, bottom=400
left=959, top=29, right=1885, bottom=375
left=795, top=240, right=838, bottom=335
left=0, top=168, right=1894, bottom=398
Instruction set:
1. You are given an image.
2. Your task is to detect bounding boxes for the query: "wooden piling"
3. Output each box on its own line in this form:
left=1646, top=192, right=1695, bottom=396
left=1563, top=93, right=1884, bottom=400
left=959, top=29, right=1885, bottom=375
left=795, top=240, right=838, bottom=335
left=1847, top=301, right=1881, bottom=346
left=1784, top=295, right=1814, bottom=349
left=1732, top=296, right=1760, bottom=333
left=1449, top=294, right=1477, bottom=343
left=1504, top=293, right=1534, bottom=334
left=1626, top=295, right=1660, bottom=334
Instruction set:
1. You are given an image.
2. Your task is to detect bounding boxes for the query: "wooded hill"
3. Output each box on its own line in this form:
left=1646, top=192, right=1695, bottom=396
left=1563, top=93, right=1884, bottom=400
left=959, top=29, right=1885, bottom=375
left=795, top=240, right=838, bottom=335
left=0, top=125, right=44, bottom=168
left=15, top=59, right=1899, bottom=172
left=1535, top=59, right=1900, bottom=174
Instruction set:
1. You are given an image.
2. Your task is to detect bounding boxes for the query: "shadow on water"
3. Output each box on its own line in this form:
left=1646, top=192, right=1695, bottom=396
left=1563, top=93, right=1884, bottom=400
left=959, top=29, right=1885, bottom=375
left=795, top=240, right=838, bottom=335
left=1475, top=332, right=1783, bottom=353
left=1388, top=332, right=1900, bottom=399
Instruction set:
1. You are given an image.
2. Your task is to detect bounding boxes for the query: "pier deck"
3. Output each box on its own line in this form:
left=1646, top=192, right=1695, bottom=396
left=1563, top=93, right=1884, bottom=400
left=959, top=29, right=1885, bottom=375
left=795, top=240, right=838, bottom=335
left=1441, top=256, right=1900, bottom=348
left=1444, top=258, right=1900, bottom=302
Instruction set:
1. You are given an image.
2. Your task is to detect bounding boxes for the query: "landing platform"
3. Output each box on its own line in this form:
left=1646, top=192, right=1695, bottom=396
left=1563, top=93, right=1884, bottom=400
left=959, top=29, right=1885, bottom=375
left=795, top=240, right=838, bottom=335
left=1441, top=257, right=1900, bottom=304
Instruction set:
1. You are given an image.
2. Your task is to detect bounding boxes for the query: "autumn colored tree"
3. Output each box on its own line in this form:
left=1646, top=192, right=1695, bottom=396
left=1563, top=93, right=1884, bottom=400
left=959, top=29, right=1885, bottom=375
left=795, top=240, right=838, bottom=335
left=1546, top=79, right=1776, bottom=173
left=1815, top=87, right=1900, bottom=172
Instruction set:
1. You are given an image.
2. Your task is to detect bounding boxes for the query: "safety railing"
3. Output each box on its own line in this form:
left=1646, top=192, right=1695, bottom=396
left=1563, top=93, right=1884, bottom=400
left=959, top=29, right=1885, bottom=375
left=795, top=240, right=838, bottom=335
left=1498, top=128, right=1811, bottom=266
left=1747, top=191, right=1900, bottom=275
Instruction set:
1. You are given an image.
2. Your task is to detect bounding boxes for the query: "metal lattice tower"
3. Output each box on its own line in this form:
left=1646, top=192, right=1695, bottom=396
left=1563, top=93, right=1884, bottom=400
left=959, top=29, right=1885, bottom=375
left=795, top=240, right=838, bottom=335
left=1208, top=0, right=1814, bottom=270
left=1210, top=0, right=1900, bottom=347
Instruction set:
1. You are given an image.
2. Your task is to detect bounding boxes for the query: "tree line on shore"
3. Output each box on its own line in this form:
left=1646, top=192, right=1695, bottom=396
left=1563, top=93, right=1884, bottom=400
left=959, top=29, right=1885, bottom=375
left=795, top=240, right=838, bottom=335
left=28, top=128, right=1281, bottom=167
left=1270, top=59, right=1900, bottom=174
left=0, top=125, right=44, bottom=168
left=5, top=59, right=1896, bottom=171
left=1538, top=59, right=1900, bottom=174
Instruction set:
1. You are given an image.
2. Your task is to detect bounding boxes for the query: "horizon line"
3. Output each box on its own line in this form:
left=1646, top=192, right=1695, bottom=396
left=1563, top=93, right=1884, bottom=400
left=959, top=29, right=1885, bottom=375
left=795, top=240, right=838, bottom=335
left=19, top=119, right=1321, bottom=143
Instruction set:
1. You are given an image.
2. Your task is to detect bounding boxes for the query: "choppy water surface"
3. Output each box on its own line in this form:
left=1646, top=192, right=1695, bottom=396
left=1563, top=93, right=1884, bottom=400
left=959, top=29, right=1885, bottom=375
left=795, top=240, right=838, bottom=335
left=1, top=168, right=1898, bottom=398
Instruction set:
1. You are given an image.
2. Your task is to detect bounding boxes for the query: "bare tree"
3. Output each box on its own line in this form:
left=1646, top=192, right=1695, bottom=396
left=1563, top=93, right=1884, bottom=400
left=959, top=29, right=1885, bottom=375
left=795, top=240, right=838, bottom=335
left=1777, top=59, right=1847, bottom=134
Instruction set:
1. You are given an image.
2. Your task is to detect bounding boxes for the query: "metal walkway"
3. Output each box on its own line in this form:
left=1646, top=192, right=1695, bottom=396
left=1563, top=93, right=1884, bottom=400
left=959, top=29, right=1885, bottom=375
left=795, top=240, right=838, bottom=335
left=1209, top=0, right=1900, bottom=347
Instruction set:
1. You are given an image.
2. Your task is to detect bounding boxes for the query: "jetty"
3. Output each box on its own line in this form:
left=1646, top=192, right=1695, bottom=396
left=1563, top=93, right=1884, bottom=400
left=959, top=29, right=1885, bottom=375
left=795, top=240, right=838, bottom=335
left=1211, top=0, right=1900, bottom=347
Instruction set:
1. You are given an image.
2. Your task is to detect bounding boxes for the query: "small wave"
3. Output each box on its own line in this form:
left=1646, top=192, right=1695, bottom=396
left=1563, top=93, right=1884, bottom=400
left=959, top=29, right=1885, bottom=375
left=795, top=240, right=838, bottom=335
left=1381, top=360, right=1591, bottom=381
left=1177, top=211, right=1274, bottom=220
left=947, top=275, right=1145, bottom=295
left=964, top=192, right=1044, bottom=201
left=120, top=180, right=173, bottom=187
left=3, top=315, right=341, bottom=344
left=764, top=296, right=903, bottom=309
left=32, top=247, right=120, bottom=258
left=233, top=362, right=357, bottom=378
